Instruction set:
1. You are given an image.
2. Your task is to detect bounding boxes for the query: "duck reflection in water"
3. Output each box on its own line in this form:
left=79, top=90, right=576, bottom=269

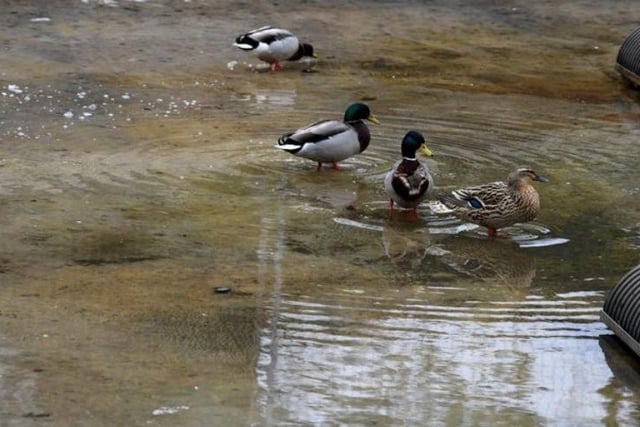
left=382, top=219, right=439, bottom=271
left=436, top=236, right=537, bottom=290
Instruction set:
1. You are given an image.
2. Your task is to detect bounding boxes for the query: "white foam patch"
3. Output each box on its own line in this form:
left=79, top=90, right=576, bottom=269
left=151, top=405, right=189, bottom=416
left=333, top=217, right=383, bottom=232
left=518, top=237, right=570, bottom=248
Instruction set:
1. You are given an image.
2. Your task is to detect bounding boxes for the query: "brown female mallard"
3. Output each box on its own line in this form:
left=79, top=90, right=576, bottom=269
left=433, top=168, right=548, bottom=237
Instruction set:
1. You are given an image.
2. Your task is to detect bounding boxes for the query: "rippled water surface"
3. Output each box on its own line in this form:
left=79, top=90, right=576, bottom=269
left=1, top=0, right=640, bottom=425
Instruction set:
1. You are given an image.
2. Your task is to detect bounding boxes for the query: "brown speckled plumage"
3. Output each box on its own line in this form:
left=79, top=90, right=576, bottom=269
left=437, top=168, right=548, bottom=235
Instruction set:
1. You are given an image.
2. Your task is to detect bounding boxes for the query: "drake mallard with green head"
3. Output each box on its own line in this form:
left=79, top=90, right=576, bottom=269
left=433, top=167, right=548, bottom=237
left=233, top=26, right=316, bottom=71
left=276, top=103, right=380, bottom=170
left=384, top=130, right=434, bottom=213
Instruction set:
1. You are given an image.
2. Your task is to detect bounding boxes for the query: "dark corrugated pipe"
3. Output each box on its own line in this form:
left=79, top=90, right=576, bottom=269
left=601, top=265, right=640, bottom=357
left=616, top=27, right=640, bottom=86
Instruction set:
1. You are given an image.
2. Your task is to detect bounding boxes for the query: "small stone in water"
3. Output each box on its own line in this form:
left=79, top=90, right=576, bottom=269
left=8, top=84, right=23, bottom=94
left=63, top=111, right=73, bottom=119
left=214, top=286, right=231, bottom=294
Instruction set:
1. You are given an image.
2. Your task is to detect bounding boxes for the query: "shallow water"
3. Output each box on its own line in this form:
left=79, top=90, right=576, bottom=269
left=1, top=0, right=640, bottom=425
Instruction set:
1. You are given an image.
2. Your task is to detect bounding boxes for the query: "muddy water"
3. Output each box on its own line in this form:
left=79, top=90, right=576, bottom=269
left=1, top=0, right=640, bottom=425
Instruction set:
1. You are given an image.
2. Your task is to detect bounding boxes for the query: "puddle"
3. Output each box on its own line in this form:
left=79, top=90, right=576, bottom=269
left=1, top=0, right=640, bottom=426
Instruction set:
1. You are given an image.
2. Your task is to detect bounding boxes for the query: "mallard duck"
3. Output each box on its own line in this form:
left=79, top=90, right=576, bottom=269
left=276, top=103, right=380, bottom=170
left=433, top=167, right=548, bottom=237
left=233, top=26, right=316, bottom=71
left=384, top=130, right=434, bottom=212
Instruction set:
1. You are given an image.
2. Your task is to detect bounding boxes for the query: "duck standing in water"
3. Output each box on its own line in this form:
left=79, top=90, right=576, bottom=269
left=276, top=103, right=380, bottom=170
left=433, top=168, right=548, bottom=237
left=233, top=26, right=316, bottom=71
left=384, top=130, right=434, bottom=213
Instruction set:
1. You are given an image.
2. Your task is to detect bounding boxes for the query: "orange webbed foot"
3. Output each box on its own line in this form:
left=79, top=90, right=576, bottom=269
left=270, top=61, right=282, bottom=71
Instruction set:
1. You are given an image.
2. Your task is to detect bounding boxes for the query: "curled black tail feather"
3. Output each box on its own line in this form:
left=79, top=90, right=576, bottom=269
left=234, top=35, right=259, bottom=49
left=277, top=133, right=295, bottom=145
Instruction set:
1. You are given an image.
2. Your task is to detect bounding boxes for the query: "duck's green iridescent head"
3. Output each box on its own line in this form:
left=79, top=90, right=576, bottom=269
left=343, top=102, right=380, bottom=124
left=302, top=43, right=316, bottom=58
left=401, top=130, right=433, bottom=158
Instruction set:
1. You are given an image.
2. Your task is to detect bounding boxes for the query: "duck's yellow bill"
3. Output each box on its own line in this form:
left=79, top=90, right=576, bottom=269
left=368, top=114, right=381, bottom=125
left=419, top=144, right=433, bottom=157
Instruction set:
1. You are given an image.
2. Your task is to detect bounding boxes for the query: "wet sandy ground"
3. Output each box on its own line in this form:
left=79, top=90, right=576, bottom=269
left=1, top=0, right=640, bottom=425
